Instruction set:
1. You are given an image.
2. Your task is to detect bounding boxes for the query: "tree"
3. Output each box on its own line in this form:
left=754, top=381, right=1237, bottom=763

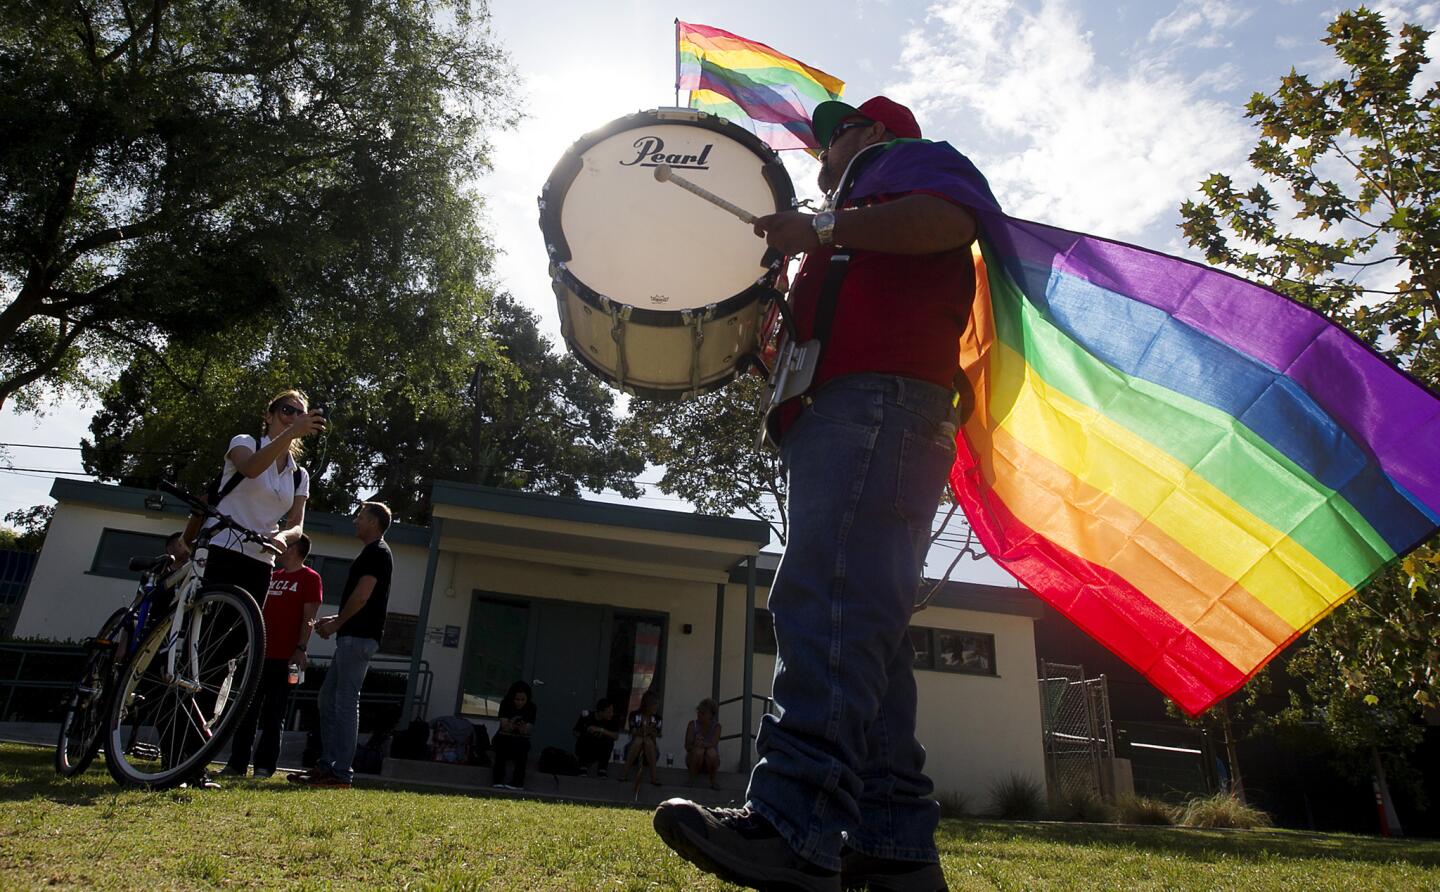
left=0, top=0, right=516, bottom=412
left=620, top=374, right=788, bottom=543
left=1179, top=8, right=1438, bottom=384
left=2, top=505, right=53, bottom=552
left=1179, top=7, right=1440, bottom=829
left=82, top=293, right=644, bottom=523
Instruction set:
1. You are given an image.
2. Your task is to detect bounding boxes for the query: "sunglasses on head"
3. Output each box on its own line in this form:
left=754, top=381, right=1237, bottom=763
left=825, top=120, right=872, bottom=149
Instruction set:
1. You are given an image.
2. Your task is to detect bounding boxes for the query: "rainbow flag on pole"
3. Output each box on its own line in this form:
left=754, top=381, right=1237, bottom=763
left=677, top=21, right=844, bottom=151
left=854, top=141, right=1440, bottom=716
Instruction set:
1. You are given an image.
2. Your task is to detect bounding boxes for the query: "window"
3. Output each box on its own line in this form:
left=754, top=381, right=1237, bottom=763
left=381, top=612, right=417, bottom=657
left=459, top=598, right=529, bottom=718
left=909, top=627, right=933, bottom=670
left=308, top=555, right=353, bottom=606
left=90, top=529, right=171, bottom=579
left=932, top=629, right=996, bottom=676
left=753, top=608, right=777, bottom=655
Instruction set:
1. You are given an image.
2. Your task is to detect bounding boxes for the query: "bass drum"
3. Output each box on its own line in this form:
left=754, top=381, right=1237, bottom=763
left=539, top=108, right=795, bottom=400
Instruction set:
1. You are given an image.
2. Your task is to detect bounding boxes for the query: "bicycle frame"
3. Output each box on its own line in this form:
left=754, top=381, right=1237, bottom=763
left=153, top=532, right=249, bottom=739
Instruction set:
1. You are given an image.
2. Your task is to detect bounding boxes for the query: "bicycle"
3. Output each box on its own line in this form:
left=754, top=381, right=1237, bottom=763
left=53, top=550, right=172, bottom=777
left=57, top=480, right=273, bottom=788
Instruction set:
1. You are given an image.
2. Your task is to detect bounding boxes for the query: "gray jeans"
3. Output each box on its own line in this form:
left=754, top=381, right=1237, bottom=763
left=317, top=635, right=379, bottom=782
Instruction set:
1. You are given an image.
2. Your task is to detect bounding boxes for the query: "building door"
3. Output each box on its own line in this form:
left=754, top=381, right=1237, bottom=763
left=528, top=602, right=605, bottom=753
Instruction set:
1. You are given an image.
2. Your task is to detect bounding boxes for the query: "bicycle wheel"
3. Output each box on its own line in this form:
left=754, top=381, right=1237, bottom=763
left=55, top=609, right=130, bottom=777
left=103, top=585, right=265, bottom=789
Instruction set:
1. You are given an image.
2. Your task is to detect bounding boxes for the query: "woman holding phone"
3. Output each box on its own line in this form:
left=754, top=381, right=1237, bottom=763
left=184, top=389, right=326, bottom=604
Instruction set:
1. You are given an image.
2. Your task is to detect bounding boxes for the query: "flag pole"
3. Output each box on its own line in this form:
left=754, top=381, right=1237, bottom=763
left=673, top=18, right=681, bottom=107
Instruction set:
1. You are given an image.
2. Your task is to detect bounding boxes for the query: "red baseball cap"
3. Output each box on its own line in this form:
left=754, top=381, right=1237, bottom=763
left=811, top=96, right=922, bottom=147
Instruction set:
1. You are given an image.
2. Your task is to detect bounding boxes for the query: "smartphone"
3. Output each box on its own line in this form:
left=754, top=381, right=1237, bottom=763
left=314, top=404, right=330, bottom=419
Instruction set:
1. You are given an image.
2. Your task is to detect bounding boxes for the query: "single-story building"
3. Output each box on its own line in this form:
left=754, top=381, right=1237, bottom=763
left=15, top=477, right=1046, bottom=801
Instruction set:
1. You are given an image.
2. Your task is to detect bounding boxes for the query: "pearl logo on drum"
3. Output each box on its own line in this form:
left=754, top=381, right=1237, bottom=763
left=620, top=136, right=713, bottom=171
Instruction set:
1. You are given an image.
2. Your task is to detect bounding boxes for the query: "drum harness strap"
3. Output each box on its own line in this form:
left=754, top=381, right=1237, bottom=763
left=774, top=141, right=976, bottom=423
left=760, top=144, right=885, bottom=446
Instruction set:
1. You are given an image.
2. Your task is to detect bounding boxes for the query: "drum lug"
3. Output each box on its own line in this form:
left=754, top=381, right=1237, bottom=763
left=606, top=299, right=632, bottom=390
left=680, top=305, right=717, bottom=399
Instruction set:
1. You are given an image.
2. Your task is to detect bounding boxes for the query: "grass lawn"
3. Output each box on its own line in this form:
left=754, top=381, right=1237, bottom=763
left=1, top=743, right=1438, bottom=890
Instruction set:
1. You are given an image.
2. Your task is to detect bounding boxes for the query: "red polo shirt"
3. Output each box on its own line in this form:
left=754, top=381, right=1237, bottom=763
left=776, top=191, right=975, bottom=435
left=263, top=565, right=323, bottom=660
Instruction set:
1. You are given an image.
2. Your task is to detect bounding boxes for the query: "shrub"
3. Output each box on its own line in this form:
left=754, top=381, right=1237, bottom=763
left=1176, top=793, right=1272, bottom=830
left=1050, top=788, right=1116, bottom=823
left=936, top=791, right=970, bottom=819
left=1115, top=794, right=1177, bottom=826
left=987, top=772, right=1046, bottom=820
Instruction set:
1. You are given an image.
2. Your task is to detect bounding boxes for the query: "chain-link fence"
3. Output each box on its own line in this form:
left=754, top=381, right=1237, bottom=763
left=1038, top=660, right=1114, bottom=802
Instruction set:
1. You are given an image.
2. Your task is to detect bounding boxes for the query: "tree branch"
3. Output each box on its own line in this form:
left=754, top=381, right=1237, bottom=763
left=0, top=319, right=87, bottom=412
left=39, top=277, right=127, bottom=315
left=82, top=319, right=199, bottom=397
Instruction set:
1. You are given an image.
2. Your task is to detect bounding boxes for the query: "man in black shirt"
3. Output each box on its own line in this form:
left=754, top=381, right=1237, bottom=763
left=573, top=698, right=621, bottom=777
left=294, top=501, right=393, bottom=788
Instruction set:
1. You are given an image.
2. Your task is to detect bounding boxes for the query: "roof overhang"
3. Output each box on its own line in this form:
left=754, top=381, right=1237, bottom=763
left=430, top=480, right=770, bottom=585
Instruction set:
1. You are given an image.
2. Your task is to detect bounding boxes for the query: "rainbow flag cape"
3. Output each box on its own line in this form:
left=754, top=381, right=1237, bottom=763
left=677, top=21, right=843, bottom=152
left=852, top=141, right=1440, bottom=716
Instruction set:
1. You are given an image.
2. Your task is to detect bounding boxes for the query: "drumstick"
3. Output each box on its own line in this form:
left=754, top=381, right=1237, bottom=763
left=653, top=163, right=757, bottom=224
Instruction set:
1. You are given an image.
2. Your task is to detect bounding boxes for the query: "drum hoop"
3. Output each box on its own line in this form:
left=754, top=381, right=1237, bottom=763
left=563, top=334, right=745, bottom=402
left=538, top=108, right=796, bottom=323
left=555, top=269, right=777, bottom=328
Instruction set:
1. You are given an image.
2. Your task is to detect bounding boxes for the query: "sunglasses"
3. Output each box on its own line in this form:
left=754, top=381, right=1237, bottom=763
left=272, top=403, right=306, bottom=417
left=825, top=120, right=871, bottom=149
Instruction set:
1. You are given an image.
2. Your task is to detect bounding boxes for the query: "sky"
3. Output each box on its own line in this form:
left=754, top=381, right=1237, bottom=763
left=3, top=0, right=1438, bottom=582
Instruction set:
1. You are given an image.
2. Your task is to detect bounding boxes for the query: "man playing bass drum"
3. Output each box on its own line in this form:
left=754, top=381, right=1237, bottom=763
left=656, top=96, right=994, bottom=892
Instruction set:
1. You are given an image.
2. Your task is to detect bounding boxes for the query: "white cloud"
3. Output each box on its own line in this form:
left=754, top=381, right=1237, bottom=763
left=887, top=0, right=1252, bottom=239
left=1148, top=0, right=1253, bottom=46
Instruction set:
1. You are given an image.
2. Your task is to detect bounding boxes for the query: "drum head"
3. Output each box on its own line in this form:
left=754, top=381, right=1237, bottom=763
left=540, top=110, right=794, bottom=315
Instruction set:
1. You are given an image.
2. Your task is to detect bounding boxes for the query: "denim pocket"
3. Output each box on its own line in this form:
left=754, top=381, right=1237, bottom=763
left=895, top=425, right=957, bottom=533
left=805, top=385, right=883, bottom=433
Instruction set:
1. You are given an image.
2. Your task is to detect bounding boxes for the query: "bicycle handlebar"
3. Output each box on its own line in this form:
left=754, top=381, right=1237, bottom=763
left=159, top=479, right=213, bottom=516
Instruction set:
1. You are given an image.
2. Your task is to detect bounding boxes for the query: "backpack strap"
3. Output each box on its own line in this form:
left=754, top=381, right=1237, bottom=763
left=211, top=435, right=259, bottom=506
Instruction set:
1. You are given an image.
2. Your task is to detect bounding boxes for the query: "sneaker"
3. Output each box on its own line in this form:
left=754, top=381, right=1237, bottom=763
left=286, top=769, right=316, bottom=785
left=302, top=771, right=352, bottom=789
left=252, top=769, right=274, bottom=780
left=653, top=798, right=840, bottom=892
left=840, top=849, right=948, bottom=892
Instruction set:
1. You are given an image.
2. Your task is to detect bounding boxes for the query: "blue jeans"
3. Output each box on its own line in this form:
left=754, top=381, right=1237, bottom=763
left=747, top=374, right=958, bottom=871
left=317, top=635, right=379, bottom=782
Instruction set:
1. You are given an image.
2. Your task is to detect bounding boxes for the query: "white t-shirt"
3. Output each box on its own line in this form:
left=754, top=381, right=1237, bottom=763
left=205, top=434, right=311, bottom=564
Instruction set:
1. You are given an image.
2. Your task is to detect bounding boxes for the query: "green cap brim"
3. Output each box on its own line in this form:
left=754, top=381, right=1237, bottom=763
left=811, top=100, right=861, bottom=149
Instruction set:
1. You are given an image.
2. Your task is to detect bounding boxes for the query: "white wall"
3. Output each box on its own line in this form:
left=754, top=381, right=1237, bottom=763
left=709, top=579, right=1045, bottom=803
left=22, top=496, right=1046, bottom=804
left=416, top=554, right=1044, bottom=803
left=14, top=499, right=429, bottom=657
left=15, top=501, right=168, bottom=642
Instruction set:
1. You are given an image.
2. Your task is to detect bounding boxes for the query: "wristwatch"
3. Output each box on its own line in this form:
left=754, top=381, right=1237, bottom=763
left=812, top=211, right=837, bottom=246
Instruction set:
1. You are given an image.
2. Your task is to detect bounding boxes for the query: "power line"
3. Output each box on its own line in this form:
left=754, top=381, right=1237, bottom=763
left=0, top=466, right=98, bottom=476
left=0, top=441, right=198, bottom=456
